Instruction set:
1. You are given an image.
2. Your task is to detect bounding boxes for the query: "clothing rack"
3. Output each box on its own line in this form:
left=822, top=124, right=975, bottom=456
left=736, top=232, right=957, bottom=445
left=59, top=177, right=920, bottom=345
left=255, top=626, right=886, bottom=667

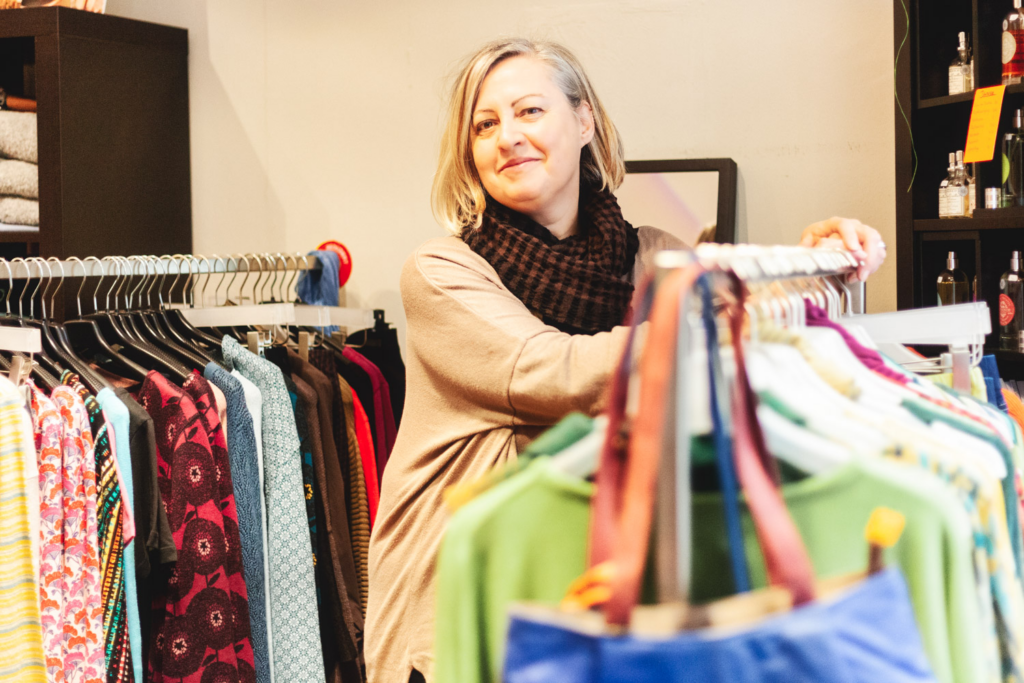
left=652, top=243, right=984, bottom=603
left=0, top=253, right=381, bottom=332
left=0, top=254, right=323, bottom=279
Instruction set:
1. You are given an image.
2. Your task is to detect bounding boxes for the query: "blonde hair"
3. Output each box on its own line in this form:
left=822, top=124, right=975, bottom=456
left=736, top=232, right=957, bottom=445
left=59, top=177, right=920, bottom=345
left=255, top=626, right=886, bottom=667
left=432, top=38, right=626, bottom=235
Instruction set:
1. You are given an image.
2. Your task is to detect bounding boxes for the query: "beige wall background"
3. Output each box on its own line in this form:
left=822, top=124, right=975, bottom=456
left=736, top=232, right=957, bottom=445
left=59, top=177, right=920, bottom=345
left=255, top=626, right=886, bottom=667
left=106, top=0, right=898, bottom=343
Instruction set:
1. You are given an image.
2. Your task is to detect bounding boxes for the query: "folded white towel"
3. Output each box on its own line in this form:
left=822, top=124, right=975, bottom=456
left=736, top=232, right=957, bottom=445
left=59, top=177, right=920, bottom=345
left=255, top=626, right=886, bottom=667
left=0, top=196, right=38, bottom=226
left=0, top=112, right=37, bottom=164
left=0, top=222, right=38, bottom=233
left=0, top=159, right=37, bottom=199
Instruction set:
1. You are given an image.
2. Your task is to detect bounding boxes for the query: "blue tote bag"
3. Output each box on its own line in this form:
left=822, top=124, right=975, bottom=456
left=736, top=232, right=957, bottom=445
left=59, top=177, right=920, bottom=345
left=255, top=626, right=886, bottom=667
left=503, top=269, right=938, bottom=683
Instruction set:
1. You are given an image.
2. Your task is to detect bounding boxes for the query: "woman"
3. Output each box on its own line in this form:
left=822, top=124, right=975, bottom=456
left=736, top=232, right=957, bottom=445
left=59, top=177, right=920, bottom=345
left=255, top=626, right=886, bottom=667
left=365, top=38, right=885, bottom=683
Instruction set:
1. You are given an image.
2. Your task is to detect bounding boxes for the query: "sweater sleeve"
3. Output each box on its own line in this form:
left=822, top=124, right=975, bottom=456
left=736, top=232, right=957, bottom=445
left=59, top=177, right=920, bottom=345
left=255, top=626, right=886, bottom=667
left=406, top=238, right=633, bottom=428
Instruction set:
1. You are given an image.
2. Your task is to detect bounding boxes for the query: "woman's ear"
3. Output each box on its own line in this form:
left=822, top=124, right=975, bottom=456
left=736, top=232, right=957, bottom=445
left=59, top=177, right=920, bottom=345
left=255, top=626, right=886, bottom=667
left=577, top=101, right=595, bottom=148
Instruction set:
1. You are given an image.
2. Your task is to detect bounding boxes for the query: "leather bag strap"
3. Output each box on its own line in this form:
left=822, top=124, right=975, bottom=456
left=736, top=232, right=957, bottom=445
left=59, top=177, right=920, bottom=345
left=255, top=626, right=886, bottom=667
left=599, top=268, right=816, bottom=626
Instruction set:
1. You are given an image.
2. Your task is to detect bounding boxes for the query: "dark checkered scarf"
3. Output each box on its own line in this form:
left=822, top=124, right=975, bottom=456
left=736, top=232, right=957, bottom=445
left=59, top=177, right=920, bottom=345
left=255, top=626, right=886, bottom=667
left=462, top=183, right=640, bottom=335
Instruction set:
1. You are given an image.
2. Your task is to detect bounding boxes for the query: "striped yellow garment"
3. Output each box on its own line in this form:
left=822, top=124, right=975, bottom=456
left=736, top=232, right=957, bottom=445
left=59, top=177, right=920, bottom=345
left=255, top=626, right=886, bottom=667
left=0, top=388, right=45, bottom=682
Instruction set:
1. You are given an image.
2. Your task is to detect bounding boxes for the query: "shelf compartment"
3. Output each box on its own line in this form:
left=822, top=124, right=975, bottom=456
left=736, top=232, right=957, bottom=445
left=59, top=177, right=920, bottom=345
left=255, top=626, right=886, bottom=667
left=919, top=91, right=975, bottom=109
left=914, top=211, right=1024, bottom=231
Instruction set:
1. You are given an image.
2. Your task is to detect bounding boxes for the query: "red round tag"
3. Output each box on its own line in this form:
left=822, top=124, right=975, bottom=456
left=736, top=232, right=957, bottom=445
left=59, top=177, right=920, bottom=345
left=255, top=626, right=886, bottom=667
left=1000, top=293, right=1016, bottom=326
left=317, top=240, right=353, bottom=288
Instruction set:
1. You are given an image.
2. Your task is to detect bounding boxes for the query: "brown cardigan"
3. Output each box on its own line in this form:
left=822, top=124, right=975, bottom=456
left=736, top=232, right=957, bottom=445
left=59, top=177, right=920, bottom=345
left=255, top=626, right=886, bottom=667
left=365, top=226, right=685, bottom=682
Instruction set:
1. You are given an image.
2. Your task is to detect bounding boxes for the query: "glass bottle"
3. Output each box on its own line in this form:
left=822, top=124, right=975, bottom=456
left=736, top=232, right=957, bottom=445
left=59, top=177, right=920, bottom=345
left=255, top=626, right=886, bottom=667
left=947, top=151, right=967, bottom=218
left=1012, top=110, right=1024, bottom=207
left=937, top=251, right=969, bottom=306
left=1004, top=133, right=1017, bottom=207
left=940, top=152, right=955, bottom=218
left=1005, top=0, right=1024, bottom=85
left=1001, top=251, right=1024, bottom=350
left=950, top=31, right=973, bottom=94
left=967, top=160, right=976, bottom=216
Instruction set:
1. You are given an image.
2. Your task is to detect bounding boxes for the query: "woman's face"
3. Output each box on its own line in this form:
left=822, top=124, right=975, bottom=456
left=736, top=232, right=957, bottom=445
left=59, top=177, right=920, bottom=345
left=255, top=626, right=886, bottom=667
left=471, top=56, right=594, bottom=225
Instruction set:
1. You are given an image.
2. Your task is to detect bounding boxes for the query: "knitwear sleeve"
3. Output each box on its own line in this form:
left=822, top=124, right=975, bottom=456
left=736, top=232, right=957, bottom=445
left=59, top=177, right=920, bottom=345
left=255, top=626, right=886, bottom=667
left=407, top=237, right=633, bottom=428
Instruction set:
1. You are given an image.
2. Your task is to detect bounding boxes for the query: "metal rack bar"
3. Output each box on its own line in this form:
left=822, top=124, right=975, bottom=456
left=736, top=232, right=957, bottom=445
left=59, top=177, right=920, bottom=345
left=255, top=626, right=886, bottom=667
left=655, top=245, right=861, bottom=284
left=0, top=254, right=322, bottom=279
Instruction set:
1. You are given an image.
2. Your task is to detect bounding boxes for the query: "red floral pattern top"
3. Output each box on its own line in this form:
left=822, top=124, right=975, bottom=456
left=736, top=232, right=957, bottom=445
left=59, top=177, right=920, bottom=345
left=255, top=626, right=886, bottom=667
left=138, top=372, right=255, bottom=683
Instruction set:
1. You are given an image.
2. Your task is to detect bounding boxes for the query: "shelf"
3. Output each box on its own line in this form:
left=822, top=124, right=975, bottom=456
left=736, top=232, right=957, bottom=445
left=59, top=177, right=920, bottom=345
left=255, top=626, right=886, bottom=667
left=915, top=84, right=1024, bottom=110
left=918, top=92, right=975, bottom=109
left=914, top=213, right=1024, bottom=232
left=0, top=230, right=40, bottom=244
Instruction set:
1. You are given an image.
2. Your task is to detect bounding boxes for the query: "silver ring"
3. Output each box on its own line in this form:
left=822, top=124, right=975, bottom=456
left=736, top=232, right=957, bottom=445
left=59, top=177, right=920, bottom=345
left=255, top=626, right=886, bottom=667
left=878, top=241, right=887, bottom=251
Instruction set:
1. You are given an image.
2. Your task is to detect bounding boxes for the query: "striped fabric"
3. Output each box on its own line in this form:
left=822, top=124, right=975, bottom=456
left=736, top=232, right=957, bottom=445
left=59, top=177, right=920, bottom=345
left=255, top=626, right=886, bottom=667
left=0, top=378, right=46, bottom=682
left=336, top=377, right=370, bottom=614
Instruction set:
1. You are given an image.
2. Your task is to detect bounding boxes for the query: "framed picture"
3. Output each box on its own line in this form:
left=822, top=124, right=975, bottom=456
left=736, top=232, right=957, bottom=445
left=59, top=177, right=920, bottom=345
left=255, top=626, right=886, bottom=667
left=619, top=158, right=738, bottom=246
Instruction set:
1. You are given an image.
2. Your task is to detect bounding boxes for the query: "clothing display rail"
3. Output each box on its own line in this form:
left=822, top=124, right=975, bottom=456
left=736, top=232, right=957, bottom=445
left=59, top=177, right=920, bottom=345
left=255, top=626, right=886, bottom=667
left=0, top=254, right=377, bottom=332
left=0, top=253, right=324, bottom=279
left=0, top=245, right=405, bottom=683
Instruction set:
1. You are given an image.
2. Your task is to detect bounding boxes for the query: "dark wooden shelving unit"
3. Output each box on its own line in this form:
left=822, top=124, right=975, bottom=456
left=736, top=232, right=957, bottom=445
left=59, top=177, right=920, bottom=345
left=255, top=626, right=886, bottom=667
left=0, top=7, right=192, bottom=270
left=894, top=0, right=1024, bottom=378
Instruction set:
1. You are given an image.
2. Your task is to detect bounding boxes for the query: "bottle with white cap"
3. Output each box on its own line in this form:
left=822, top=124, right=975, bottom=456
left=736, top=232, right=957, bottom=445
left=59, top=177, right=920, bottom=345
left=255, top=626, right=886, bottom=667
left=940, top=152, right=955, bottom=218
left=950, top=31, right=973, bottom=94
left=1001, top=251, right=1024, bottom=350
left=937, top=251, right=969, bottom=306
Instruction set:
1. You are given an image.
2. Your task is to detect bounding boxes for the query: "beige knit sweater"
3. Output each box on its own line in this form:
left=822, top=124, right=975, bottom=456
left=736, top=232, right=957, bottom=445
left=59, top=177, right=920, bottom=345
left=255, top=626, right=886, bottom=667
left=365, top=226, right=685, bottom=682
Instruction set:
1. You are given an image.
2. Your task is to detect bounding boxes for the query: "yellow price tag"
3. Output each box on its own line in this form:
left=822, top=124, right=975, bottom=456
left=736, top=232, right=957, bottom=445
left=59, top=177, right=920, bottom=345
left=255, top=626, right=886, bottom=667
left=865, top=507, right=906, bottom=549
left=964, top=85, right=1006, bottom=163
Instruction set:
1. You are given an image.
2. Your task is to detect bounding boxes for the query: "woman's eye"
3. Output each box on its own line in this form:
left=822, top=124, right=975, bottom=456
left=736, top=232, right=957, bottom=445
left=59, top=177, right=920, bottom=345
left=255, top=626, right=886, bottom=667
left=522, top=107, right=542, bottom=116
left=475, top=120, right=496, bottom=133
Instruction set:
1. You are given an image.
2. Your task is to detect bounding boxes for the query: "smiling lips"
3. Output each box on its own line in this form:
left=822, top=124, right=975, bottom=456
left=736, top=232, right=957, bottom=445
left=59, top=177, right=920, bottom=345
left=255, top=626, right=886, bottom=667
left=500, top=157, right=539, bottom=172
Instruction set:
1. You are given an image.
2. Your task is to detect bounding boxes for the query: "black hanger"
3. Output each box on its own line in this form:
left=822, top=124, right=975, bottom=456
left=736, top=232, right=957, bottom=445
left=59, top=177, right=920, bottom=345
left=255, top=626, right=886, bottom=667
left=123, top=255, right=212, bottom=370
left=22, top=258, right=109, bottom=392
left=70, top=256, right=190, bottom=383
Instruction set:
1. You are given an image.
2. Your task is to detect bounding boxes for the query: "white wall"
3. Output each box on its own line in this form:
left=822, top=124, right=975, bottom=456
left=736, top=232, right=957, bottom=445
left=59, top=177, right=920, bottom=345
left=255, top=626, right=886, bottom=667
left=106, top=0, right=898, bottom=343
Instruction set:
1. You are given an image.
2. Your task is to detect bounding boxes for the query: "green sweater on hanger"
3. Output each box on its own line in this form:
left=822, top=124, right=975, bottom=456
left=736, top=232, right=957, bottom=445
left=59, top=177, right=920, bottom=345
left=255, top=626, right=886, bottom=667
left=434, top=453, right=986, bottom=683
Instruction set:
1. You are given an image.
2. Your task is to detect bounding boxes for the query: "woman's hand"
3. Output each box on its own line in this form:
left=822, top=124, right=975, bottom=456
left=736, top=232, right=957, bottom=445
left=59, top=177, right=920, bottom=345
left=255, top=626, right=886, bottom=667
left=798, top=217, right=886, bottom=282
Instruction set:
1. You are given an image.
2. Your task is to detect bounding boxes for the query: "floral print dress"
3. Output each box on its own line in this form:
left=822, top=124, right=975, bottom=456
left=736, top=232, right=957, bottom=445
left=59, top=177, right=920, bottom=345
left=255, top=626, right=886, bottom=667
left=49, top=386, right=105, bottom=683
left=138, top=371, right=254, bottom=683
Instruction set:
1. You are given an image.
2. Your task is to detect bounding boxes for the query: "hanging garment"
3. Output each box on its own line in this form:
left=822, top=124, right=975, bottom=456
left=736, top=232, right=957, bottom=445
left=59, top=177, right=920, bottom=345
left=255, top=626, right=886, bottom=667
left=504, top=268, right=938, bottom=683
left=113, top=387, right=176, bottom=673
left=343, top=348, right=396, bottom=461
left=336, top=355, right=377, bottom=468
left=435, top=456, right=592, bottom=683
left=221, top=337, right=326, bottom=683
left=290, top=373, right=364, bottom=683
left=336, top=375, right=372, bottom=602
left=204, top=364, right=272, bottom=683
left=296, top=250, right=342, bottom=336
left=28, top=381, right=64, bottom=683
left=349, top=391, right=376, bottom=519
left=279, top=349, right=365, bottom=652
left=96, top=388, right=144, bottom=683
left=345, top=324, right=406, bottom=429
left=282, top=375, right=319, bottom=573
left=227, top=368, right=274, bottom=673
left=308, top=348, right=373, bottom=547
left=182, top=372, right=257, bottom=678
left=50, top=384, right=103, bottom=683
left=137, top=371, right=254, bottom=682
left=343, top=348, right=392, bottom=479
left=61, top=373, right=132, bottom=682
left=0, top=377, right=46, bottom=682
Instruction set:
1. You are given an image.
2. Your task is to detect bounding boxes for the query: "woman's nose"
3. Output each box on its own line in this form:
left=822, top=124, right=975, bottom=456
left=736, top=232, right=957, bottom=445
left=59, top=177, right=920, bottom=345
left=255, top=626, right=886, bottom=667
left=497, top=119, right=525, bottom=150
